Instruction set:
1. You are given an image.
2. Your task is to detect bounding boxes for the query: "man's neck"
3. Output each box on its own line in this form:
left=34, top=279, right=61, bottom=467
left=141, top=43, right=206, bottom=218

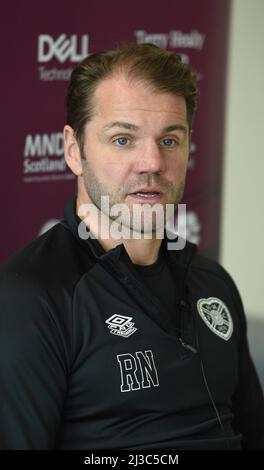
left=123, top=238, right=162, bottom=265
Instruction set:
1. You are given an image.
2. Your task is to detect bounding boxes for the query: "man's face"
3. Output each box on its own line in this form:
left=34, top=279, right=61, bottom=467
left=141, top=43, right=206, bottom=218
left=80, top=74, right=190, bottom=234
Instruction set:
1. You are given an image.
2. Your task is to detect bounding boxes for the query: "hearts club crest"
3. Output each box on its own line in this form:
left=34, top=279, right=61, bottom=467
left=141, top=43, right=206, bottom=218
left=197, top=297, right=233, bottom=341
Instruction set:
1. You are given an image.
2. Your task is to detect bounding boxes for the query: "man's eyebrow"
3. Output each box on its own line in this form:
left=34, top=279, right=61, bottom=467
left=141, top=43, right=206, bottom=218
left=163, top=124, right=188, bottom=134
left=102, top=122, right=188, bottom=134
left=102, top=122, right=140, bottom=132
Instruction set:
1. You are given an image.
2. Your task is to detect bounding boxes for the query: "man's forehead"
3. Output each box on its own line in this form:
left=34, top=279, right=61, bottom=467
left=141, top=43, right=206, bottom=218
left=92, top=75, right=188, bottom=126
left=94, top=74, right=185, bottom=107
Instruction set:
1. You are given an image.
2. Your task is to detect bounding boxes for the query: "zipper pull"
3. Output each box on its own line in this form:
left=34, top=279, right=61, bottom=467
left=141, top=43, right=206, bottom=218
left=179, top=337, right=197, bottom=354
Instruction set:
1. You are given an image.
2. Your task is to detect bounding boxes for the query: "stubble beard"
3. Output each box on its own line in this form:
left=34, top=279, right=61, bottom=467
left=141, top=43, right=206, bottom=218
left=81, top=156, right=186, bottom=236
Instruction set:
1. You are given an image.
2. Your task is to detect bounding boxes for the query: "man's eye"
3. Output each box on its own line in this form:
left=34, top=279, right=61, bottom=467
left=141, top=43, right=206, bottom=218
left=160, top=138, right=178, bottom=147
left=113, top=137, right=130, bottom=146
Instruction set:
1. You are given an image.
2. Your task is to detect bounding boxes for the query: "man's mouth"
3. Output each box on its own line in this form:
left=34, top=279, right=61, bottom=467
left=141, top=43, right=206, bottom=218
left=130, top=191, right=161, bottom=198
left=128, top=187, right=164, bottom=199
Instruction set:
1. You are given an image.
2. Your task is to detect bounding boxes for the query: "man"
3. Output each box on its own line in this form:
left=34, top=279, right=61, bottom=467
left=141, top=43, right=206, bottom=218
left=0, top=43, right=263, bottom=450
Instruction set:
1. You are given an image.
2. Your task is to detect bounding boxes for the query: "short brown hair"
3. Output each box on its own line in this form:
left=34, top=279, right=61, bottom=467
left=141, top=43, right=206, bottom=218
left=66, top=43, right=199, bottom=151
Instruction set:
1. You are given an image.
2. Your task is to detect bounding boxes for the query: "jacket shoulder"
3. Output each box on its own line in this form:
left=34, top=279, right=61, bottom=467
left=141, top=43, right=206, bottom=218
left=0, top=221, right=93, bottom=290
left=191, top=253, right=237, bottom=286
left=190, top=253, right=246, bottom=325
left=0, top=222, right=94, bottom=345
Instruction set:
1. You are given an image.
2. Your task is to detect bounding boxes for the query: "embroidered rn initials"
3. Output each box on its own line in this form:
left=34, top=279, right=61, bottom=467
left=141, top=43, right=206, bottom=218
left=117, top=350, right=159, bottom=392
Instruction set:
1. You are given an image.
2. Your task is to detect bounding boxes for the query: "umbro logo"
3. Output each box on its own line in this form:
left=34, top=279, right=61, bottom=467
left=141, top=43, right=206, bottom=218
left=197, top=297, right=233, bottom=341
left=105, top=314, right=137, bottom=338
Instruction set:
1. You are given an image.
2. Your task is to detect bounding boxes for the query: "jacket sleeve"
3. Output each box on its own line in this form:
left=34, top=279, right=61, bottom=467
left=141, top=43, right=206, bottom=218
left=230, top=279, right=264, bottom=449
left=0, top=277, right=69, bottom=449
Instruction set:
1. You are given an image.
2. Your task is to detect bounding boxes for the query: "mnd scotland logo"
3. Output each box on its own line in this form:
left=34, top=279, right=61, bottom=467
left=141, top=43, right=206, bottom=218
left=23, top=132, right=74, bottom=183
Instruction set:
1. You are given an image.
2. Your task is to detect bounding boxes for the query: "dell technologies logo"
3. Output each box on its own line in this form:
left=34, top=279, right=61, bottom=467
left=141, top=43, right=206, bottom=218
left=38, top=34, right=89, bottom=63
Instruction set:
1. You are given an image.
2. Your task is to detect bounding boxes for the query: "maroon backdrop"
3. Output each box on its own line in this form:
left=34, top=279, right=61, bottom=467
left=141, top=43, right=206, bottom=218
left=1, top=0, right=230, bottom=263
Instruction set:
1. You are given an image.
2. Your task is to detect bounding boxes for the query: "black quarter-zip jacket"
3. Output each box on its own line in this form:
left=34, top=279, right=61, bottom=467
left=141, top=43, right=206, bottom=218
left=0, top=197, right=263, bottom=450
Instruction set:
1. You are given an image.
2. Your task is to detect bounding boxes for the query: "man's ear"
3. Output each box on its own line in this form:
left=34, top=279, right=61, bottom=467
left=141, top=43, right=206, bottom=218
left=63, top=125, right=83, bottom=176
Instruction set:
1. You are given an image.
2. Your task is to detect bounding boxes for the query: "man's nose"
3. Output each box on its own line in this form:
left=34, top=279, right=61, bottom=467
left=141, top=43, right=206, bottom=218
left=134, top=141, right=166, bottom=174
